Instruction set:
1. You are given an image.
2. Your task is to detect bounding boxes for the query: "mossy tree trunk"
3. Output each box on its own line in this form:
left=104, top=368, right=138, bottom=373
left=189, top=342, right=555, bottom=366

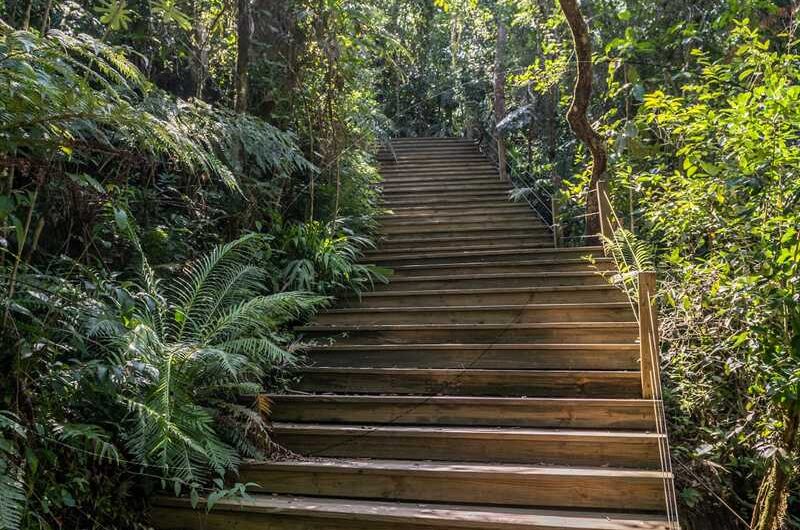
left=750, top=405, right=800, bottom=530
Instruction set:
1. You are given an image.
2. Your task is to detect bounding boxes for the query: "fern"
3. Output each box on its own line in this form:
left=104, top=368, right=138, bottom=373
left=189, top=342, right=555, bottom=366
left=0, top=412, right=25, bottom=530
left=108, top=234, right=326, bottom=488
left=600, top=227, right=655, bottom=309
left=279, top=218, right=389, bottom=295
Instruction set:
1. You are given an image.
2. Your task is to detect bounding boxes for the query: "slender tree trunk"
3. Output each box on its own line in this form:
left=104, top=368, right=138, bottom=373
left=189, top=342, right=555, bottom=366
left=40, top=0, right=53, bottom=33
left=191, top=0, right=210, bottom=100
left=493, top=19, right=508, bottom=180
left=750, top=405, right=800, bottom=530
left=557, top=0, right=607, bottom=240
left=21, top=0, right=32, bottom=30
left=235, top=0, right=252, bottom=112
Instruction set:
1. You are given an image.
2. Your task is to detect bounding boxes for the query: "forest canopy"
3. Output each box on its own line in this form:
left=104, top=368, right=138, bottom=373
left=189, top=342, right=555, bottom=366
left=0, top=0, right=798, bottom=529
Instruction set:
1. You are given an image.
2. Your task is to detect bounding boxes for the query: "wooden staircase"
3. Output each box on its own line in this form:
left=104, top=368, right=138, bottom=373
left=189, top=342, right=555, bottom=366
left=153, top=137, right=677, bottom=529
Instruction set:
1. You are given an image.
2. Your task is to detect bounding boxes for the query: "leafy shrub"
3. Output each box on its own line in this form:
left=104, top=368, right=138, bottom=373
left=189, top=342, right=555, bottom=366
left=619, top=21, right=800, bottom=526
left=277, top=218, right=389, bottom=296
left=104, top=233, right=325, bottom=487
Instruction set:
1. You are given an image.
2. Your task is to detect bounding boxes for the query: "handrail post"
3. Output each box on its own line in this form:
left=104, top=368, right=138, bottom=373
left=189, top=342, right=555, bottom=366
left=638, top=271, right=658, bottom=399
left=596, top=178, right=613, bottom=252
left=551, top=195, right=561, bottom=248
left=497, top=136, right=508, bottom=181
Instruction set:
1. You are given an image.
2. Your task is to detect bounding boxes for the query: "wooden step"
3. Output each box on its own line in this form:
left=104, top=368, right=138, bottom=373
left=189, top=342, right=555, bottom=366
left=268, top=395, right=656, bottom=428
left=378, top=148, right=481, bottom=157
left=383, top=194, right=512, bottom=207
left=378, top=222, right=541, bottom=236
left=293, top=367, right=642, bottom=398
left=384, top=202, right=530, bottom=215
left=379, top=141, right=478, bottom=149
left=377, top=144, right=480, bottom=153
left=380, top=140, right=477, bottom=146
left=389, top=258, right=614, bottom=277
left=381, top=183, right=507, bottom=194
left=153, top=495, right=673, bottom=530
left=383, top=193, right=511, bottom=206
left=381, top=227, right=548, bottom=241
left=380, top=154, right=490, bottom=163
left=380, top=164, right=496, bottom=173
left=380, top=175, right=504, bottom=186
left=378, top=234, right=552, bottom=251
left=379, top=168, right=498, bottom=178
left=378, top=148, right=482, bottom=157
left=379, top=207, right=533, bottom=222
left=271, top=423, right=661, bottom=468
left=373, top=271, right=607, bottom=290
left=315, top=303, right=634, bottom=325
left=373, top=240, right=553, bottom=255
left=343, top=285, right=628, bottom=307
left=382, top=185, right=509, bottom=197
left=380, top=216, right=547, bottom=230
left=380, top=212, right=540, bottom=226
left=363, top=246, right=603, bottom=266
left=300, top=321, right=638, bottom=345
left=239, top=459, right=669, bottom=511
left=304, top=343, right=640, bottom=370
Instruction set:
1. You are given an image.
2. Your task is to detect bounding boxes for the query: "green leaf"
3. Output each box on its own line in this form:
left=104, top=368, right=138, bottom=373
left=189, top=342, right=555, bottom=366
left=114, top=207, right=129, bottom=232
left=95, top=0, right=132, bottom=30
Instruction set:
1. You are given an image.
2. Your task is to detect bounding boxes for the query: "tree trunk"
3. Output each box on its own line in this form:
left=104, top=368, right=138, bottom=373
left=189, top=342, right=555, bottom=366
left=493, top=19, right=508, bottom=180
left=235, top=0, right=252, bottom=112
left=191, top=0, right=210, bottom=100
left=750, top=405, right=800, bottom=530
left=40, top=0, right=53, bottom=33
left=557, top=0, right=607, bottom=241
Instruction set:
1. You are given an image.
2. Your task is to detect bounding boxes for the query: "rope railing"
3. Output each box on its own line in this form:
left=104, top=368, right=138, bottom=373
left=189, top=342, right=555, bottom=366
left=596, top=179, right=681, bottom=529
left=479, top=125, right=558, bottom=243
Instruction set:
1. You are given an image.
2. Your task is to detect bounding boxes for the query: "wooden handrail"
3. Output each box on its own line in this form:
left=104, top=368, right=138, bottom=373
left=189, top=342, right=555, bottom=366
left=638, top=271, right=659, bottom=399
left=497, top=136, right=508, bottom=181
left=596, top=178, right=613, bottom=248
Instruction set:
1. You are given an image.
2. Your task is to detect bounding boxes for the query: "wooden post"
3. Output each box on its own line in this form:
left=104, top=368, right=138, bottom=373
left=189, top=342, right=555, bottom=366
left=638, top=271, right=658, bottom=399
left=551, top=194, right=561, bottom=247
left=596, top=178, right=613, bottom=247
left=497, top=138, right=508, bottom=181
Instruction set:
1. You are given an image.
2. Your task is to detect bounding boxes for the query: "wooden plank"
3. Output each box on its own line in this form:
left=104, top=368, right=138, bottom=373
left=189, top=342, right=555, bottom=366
left=369, top=241, right=553, bottom=256
left=239, top=459, right=669, bottom=510
left=153, top=495, right=672, bottom=530
left=379, top=209, right=534, bottom=222
left=376, top=223, right=545, bottom=236
left=379, top=217, right=545, bottom=230
left=299, top=322, right=639, bottom=345
left=292, top=367, right=641, bottom=397
left=314, top=303, right=635, bottom=325
left=639, top=271, right=658, bottom=399
left=378, top=235, right=552, bottom=252
left=271, top=423, right=663, bottom=468
left=267, top=395, right=657, bottom=429
left=388, top=258, right=615, bottom=276
left=362, top=246, right=604, bottom=266
left=381, top=183, right=510, bottom=193
left=304, top=343, right=640, bottom=370
left=373, top=272, right=606, bottom=289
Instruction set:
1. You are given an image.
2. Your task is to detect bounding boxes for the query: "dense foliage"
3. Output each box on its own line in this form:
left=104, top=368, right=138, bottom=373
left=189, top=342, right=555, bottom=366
left=0, top=1, right=387, bottom=527
left=624, top=23, right=800, bottom=529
